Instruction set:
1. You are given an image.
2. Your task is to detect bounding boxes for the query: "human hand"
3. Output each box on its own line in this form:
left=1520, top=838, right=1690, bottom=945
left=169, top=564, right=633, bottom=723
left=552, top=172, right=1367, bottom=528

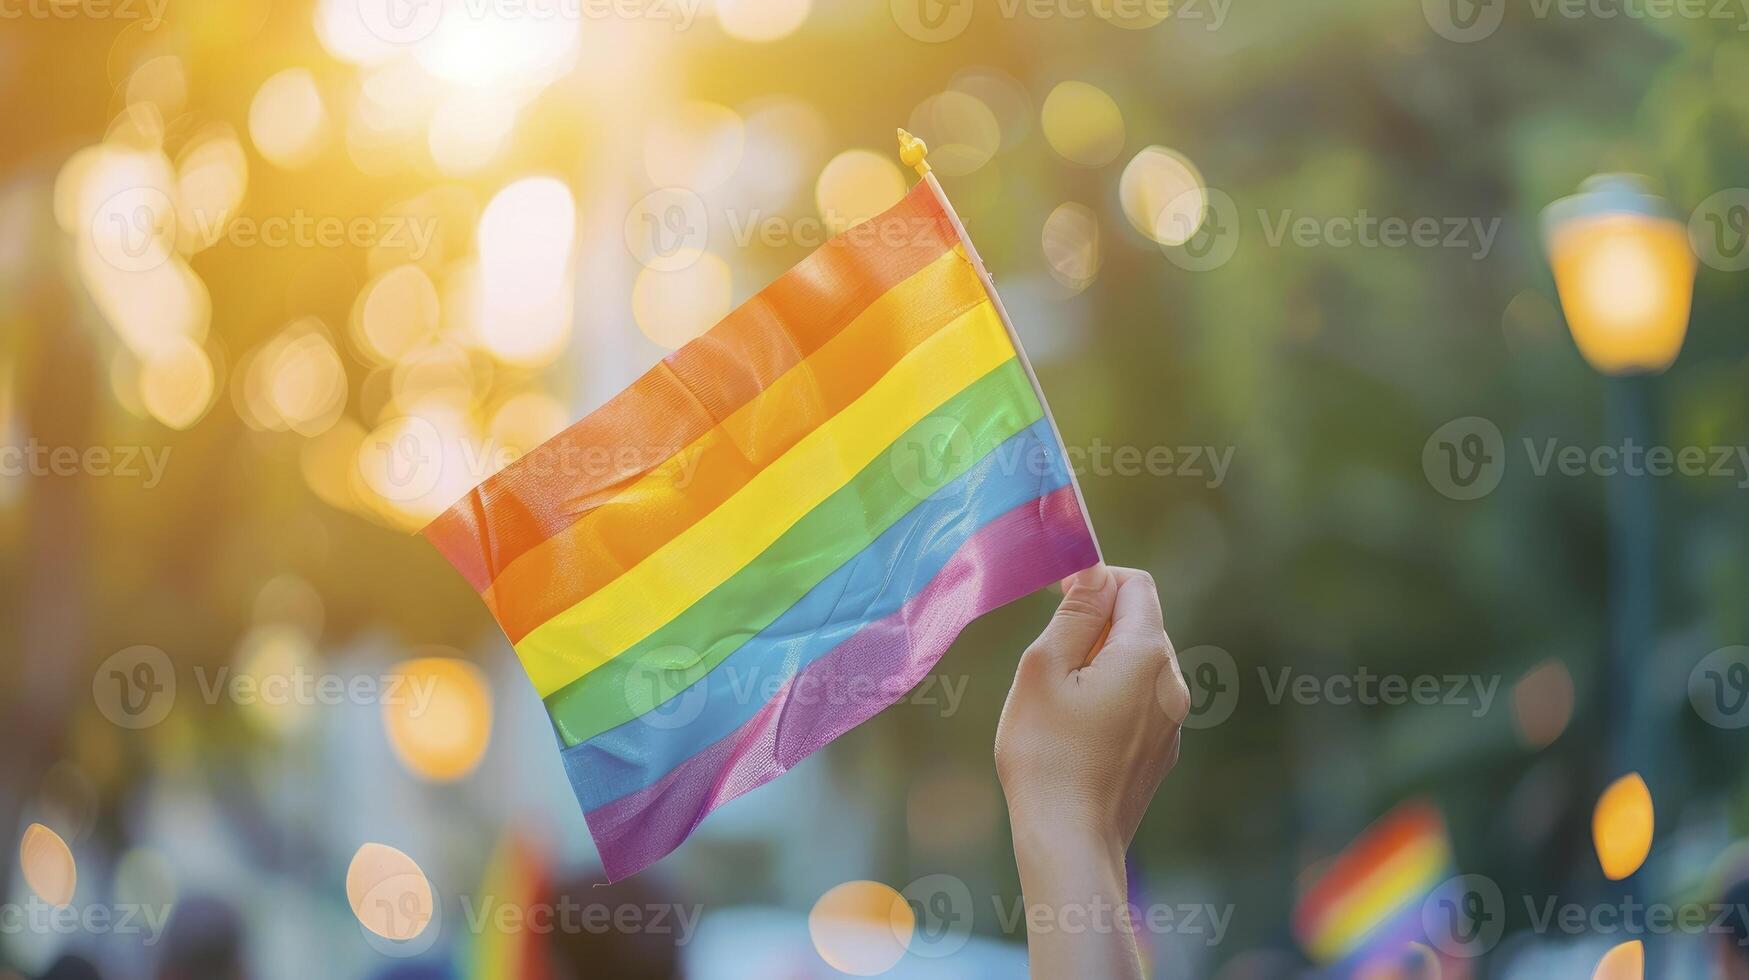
left=995, top=565, right=1188, bottom=854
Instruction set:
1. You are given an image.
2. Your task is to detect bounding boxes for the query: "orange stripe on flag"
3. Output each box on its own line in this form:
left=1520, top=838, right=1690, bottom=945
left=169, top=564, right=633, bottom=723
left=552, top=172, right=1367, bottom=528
left=422, top=182, right=957, bottom=591
left=480, top=245, right=988, bottom=643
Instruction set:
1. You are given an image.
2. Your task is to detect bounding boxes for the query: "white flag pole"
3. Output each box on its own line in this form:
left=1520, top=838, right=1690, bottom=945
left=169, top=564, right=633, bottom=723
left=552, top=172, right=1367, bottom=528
left=897, top=129, right=1104, bottom=565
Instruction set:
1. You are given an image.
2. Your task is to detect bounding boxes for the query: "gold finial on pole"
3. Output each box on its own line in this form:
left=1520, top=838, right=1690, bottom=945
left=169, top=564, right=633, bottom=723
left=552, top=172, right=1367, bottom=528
left=896, top=128, right=931, bottom=178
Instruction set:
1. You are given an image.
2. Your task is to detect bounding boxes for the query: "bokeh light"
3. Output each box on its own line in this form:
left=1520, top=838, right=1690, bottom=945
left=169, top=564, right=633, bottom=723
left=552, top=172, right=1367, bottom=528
left=428, top=92, right=517, bottom=176
left=645, top=102, right=745, bottom=192
left=1593, top=773, right=1654, bottom=881
left=949, top=67, right=1031, bottom=150
left=907, top=91, right=1000, bottom=177
left=476, top=177, right=575, bottom=368
left=354, top=401, right=484, bottom=528
left=232, top=624, right=322, bottom=736
left=1119, top=145, right=1207, bottom=245
left=353, top=265, right=441, bottom=367
left=1511, top=658, right=1574, bottom=750
left=345, top=842, right=434, bottom=942
left=815, top=149, right=906, bottom=234
left=632, top=250, right=733, bottom=350
left=1592, top=939, right=1644, bottom=980
left=381, top=655, right=492, bottom=783
left=1040, top=81, right=1125, bottom=167
left=807, top=880, right=915, bottom=975
left=265, top=322, right=349, bottom=437
left=489, top=391, right=570, bottom=460
left=139, top=337, right=217, bottom=430
left=248, top=68, right=330, bottom=170
left=717, top=0, right=812, bottom=42
left=18, top=823, right=76, bottom=908
left=1042, top=202, right=1101, bottom=293
left=125, top=55, right=188, bottom=114
left=175, top=125, right=249, bottom=254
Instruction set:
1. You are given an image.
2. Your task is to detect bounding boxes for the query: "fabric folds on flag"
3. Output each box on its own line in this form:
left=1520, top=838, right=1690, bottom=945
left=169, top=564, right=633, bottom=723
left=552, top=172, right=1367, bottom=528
left=423, top=181, right=1099, bottom=880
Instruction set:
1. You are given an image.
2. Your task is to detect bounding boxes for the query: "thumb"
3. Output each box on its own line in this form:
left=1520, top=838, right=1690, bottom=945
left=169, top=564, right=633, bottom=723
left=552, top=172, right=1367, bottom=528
left=1020, top=565, right=1116, bottom=677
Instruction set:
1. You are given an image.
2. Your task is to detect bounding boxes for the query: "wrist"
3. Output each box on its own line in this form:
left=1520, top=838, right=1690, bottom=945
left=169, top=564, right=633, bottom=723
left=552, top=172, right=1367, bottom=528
left=1008, top=811, right=1125, bottom=879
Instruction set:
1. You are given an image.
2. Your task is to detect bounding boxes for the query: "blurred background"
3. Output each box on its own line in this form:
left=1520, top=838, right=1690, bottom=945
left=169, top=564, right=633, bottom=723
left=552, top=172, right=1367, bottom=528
left=2, top=0, right=1748, bottom=976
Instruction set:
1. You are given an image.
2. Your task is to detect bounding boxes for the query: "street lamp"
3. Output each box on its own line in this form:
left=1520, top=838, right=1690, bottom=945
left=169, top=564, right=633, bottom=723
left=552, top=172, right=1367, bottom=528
left=1541, top=175, right=1696, bottom=950
left=1543, top=174, right=1696, bottom=375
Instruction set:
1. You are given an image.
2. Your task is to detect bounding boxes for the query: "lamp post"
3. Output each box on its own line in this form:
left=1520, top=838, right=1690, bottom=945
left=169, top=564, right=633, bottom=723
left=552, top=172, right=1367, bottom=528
left=1541, top=175, right=1696, bottom=925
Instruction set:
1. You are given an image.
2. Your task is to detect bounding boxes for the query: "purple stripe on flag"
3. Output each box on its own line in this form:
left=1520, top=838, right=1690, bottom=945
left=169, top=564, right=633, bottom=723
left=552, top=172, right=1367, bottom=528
left=582, top=484, right=1098, bottom=880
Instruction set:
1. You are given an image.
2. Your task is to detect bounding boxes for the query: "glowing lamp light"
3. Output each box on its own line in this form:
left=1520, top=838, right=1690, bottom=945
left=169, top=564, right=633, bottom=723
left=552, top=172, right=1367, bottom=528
left=1592, top=772, right=1654, bottom=881
left=1542, top=175, right=1696, bottom=375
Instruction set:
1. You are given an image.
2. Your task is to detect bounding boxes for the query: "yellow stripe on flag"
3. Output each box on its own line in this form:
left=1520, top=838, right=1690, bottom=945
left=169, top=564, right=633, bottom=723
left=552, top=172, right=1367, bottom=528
left=514, top=300, right=1016, bottom=696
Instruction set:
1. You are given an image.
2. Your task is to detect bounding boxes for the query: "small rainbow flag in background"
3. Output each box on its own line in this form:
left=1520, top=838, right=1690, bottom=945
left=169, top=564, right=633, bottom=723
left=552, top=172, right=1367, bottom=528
left=424, top=134, right=1100, bottom=880
left=1293, top=800, right=1469, bottom=978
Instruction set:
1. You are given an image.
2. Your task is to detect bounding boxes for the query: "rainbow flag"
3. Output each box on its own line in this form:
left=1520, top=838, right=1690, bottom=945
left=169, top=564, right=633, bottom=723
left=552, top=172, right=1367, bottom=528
left=467, top=833, right=553, bottom=980
left=424, top=172, right=1099, bottom=879
left=1293, top=800, right=1464, bottom=976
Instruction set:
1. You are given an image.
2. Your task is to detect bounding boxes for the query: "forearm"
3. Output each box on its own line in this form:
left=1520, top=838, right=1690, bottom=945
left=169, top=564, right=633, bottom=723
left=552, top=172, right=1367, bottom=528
left=1009, top=818, right=1144, bottom=980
